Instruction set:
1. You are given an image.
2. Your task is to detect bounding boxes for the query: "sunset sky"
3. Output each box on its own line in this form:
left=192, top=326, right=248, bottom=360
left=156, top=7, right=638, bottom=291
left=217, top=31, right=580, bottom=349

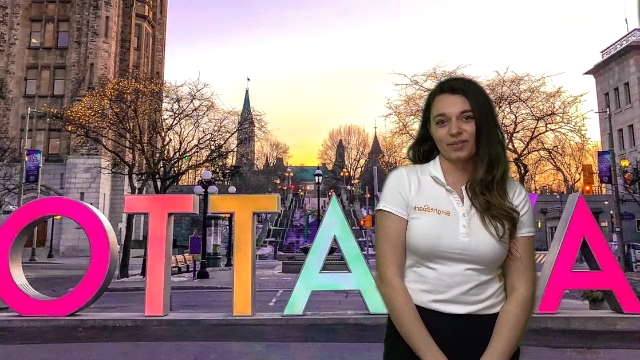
left=164, top=0, right=638, bottom=165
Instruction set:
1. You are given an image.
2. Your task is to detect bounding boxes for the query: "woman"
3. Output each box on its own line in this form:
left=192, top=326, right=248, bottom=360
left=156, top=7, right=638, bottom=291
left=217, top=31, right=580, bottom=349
left=375, top=77, right=536, bottom=360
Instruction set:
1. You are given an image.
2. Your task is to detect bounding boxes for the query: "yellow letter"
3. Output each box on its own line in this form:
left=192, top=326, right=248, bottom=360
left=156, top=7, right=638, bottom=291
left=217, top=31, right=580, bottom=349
left=208, top=194, right=280, bottom=316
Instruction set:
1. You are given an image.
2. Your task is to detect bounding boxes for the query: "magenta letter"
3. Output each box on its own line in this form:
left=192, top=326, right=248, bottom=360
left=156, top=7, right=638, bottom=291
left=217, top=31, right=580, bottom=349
left=0, top=197, right=118, bottom=316
left=536, top=194, right=640, bottom=313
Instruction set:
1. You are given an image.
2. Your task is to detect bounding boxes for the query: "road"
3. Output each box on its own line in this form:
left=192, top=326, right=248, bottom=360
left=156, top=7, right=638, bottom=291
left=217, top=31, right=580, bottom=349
left=2, top=342, right=640, bottom=360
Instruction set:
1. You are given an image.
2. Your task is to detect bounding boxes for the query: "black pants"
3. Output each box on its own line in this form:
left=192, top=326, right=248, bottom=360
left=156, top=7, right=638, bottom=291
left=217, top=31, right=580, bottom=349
left=383, top=305, right=520, bottom=360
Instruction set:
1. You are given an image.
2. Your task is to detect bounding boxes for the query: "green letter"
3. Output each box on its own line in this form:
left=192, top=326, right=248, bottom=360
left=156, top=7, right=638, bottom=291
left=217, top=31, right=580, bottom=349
left=283, top=195, right=387, bottom=315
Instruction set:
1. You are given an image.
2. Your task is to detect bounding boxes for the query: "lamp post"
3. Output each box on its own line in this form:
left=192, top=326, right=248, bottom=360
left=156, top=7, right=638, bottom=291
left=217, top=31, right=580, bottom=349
left=193, top=170, right=218, bottom=280
left=21, top=107, right=47, bottom=262
left=340, top=168, right=349, bottom=186
left=595, top=107, right=627, bottom=271
left=47, top=215, right=61, bottom=258
left=314, top=166, right=323, bottom=220
left=224, top=185, right=236, bottom=267
left=284, top=167, right=293, bottom=200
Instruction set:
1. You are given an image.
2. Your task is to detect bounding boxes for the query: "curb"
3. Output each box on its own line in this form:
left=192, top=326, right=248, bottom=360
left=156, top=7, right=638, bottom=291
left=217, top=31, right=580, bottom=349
left=0, top=312, right=639, bottom=348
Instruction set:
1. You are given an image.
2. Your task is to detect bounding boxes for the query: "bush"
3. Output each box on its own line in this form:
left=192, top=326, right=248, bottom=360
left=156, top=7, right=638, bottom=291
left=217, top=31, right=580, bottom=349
left=581, top=290, right=605, bottom=302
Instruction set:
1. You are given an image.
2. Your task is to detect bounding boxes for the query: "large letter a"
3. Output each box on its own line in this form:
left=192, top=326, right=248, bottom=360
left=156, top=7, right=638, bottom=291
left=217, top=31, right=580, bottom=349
left=282, top=195, right=387, bottom=315
left=535, top=194, right=640, bottom=313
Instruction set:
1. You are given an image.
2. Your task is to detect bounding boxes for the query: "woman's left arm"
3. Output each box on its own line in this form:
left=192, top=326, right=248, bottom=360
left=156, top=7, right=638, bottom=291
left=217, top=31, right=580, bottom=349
left=481, top=234, right=536, bottom=360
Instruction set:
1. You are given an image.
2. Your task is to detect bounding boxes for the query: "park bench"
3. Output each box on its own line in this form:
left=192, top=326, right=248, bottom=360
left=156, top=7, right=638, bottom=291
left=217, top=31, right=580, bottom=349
left=176, top=254, right=190, bottom=272
left=184, top=254, right=194, bottom=267
left=171, top=255, right=189, bottom=274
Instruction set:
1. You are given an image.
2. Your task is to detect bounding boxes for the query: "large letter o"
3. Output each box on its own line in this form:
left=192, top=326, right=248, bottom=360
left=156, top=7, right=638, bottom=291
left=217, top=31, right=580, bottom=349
left=0, top=197, right=118, bottom=316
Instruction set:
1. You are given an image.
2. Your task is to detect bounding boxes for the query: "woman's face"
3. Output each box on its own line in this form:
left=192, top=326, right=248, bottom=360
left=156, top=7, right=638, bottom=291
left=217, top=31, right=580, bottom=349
left=429, top=94, right=477, bottom=164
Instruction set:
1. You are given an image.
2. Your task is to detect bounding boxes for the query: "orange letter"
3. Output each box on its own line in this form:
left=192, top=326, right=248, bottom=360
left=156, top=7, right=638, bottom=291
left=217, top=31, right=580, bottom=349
left=124, top=194, right=199, bottom=316
left=209, top=194, right=280, bottom=316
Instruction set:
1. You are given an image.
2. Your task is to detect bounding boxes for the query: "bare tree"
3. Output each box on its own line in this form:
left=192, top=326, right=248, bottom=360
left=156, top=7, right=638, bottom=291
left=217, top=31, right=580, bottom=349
left=484, top=69, right=589, bottom=184
left=256, top=135, right=290, bottom=169
left=383, top=64, right=590, bottom=185
left=146, top=78, right=242, bottom=194
left=540, top=136, right=595, bottom=194
left=0, top=122, right=19, bottom=210
left=384, top=63, right=473, bottom=146
left=377, top=130, right=409, bottom=173
left=51, top=71, right=164, bottom=278
left=317, top=124, right=371, bottom=179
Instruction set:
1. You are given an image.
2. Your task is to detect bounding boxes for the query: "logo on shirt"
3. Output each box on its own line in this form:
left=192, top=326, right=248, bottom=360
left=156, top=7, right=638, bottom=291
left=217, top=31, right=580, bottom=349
left=412, top=205, right=451, bottom=217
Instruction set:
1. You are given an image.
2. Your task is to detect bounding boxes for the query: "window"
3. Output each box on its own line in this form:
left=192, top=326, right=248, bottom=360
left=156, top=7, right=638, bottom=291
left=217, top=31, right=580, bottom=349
left=629, top=124, right=636, bottom=147
left=134, top=24, right=141, bottom=49
left=80, top=192, right=85, bottom=201
left=604, top=92, right=610, bottom=110
left=48, top=132, right=60, bottom=155
left=614, top=87, right=621, bottom=109
left=57, top=22, right=69, bottom=47
left=29, top=22, right=42, bottom=47
left=60, top=172, right=64, bottom=189
left=25, top=68, right=38, bottom=95
left=618, top=128, right=625, bottom=150
left=624, top=82, right=631, bottom=105
left=104, top=16, right=110, bottom=39
left=53, top=68, right=65, bottom=95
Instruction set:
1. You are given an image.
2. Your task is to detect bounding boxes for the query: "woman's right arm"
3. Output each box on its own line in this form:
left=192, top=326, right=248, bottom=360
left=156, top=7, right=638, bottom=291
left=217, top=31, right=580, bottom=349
left=375, top=210, right=447, bottom=360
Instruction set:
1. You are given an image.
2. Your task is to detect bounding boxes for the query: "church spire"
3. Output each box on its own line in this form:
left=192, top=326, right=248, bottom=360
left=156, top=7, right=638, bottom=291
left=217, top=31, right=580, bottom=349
left=235, top=80, right=256, bottom=170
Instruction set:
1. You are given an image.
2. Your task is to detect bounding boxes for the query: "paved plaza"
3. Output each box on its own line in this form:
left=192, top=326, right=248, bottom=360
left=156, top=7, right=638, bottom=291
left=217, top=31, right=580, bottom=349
left=2, top=252, right=640, bottom=360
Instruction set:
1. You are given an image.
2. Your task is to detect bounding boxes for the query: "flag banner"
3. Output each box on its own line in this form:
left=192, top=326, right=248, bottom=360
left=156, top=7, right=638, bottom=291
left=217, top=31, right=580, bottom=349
left=598, top=150, right=612, bottom=185
left=24, top=149, right=41, bottom=184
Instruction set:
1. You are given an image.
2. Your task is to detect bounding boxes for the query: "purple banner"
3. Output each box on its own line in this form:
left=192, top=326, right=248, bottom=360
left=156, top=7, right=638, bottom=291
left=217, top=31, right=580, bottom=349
left=597, top=150, right=612, bottom=185
left=24, top=149, right=41, bottom=185
left=189, top=235, right=201, bottom=255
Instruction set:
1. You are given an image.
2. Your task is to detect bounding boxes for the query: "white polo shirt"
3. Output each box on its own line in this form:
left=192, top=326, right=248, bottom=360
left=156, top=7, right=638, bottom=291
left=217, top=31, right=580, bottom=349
left=376, top=156, right=535, bottom=314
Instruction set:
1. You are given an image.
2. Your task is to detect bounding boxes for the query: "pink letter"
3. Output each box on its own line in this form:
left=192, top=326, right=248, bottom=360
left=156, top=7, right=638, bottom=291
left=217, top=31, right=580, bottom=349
left=124, top=194, right=199, bottom=316
left=529, top=193, right=538, bottom=207
left=0, top=197, right=118, bottom=316
left=535, top=194, right=640, bottom=313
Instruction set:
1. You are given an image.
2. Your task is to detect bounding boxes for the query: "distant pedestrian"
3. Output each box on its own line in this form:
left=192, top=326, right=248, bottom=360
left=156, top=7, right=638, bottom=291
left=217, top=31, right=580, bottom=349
left=375, top=77, right=535, bottom=360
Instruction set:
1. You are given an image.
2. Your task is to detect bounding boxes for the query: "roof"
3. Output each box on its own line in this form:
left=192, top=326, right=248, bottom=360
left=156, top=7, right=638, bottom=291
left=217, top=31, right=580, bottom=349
left=585, top=29, right=640, bottom=76
left=291, top=165, right=333, bottom=183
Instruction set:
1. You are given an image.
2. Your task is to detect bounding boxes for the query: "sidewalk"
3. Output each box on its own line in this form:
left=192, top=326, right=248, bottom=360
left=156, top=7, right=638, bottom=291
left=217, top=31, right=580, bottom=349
left=108, top=260, right=303, bottom=291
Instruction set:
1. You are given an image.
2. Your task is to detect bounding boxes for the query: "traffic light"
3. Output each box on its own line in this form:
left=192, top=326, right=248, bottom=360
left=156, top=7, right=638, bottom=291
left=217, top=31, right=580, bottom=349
left=582, top=164, right=594, bottom=195
left=359, top=219, right=365, bottom=228
left=364, top=214, right=373, bottom=228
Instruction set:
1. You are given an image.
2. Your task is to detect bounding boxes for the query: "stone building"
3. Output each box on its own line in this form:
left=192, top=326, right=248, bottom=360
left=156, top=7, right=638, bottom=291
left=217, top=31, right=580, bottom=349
left=0, top=0, right=168, bottom=256
left=585, top=28, right=640, bottom=243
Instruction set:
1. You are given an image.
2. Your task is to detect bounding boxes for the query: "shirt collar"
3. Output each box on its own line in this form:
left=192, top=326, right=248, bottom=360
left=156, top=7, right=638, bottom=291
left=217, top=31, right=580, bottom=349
left=426, top=155, right=447, bottom=187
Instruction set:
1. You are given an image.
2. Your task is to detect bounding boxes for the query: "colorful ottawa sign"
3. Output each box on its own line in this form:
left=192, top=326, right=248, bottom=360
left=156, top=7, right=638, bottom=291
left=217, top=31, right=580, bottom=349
left=0, top=193, right=639, bottom=317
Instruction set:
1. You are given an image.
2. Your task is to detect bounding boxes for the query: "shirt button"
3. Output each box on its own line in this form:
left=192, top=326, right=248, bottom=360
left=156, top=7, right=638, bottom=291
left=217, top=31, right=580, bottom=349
left=463, top=225, right=467, bottom=228
left=462, top=214, right=467, bottom=218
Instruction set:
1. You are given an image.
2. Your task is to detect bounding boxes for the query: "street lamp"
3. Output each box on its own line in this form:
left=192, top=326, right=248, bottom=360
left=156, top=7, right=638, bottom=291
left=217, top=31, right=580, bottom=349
left=314, top=166, right=323, bottom=220
left=224, top=185, right=236, bottom=267
left=340, top=168, right=349, bottom=185
left=193, top=170, right=218, bottom=279
left=47, top=215, right=61, bottom=258
left=595, top=107, right=627, bottom=271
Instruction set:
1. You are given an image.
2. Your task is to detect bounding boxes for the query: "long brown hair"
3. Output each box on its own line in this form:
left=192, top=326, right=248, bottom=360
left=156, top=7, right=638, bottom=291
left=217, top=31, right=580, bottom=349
left=407, top=77, right=519, bottom=245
